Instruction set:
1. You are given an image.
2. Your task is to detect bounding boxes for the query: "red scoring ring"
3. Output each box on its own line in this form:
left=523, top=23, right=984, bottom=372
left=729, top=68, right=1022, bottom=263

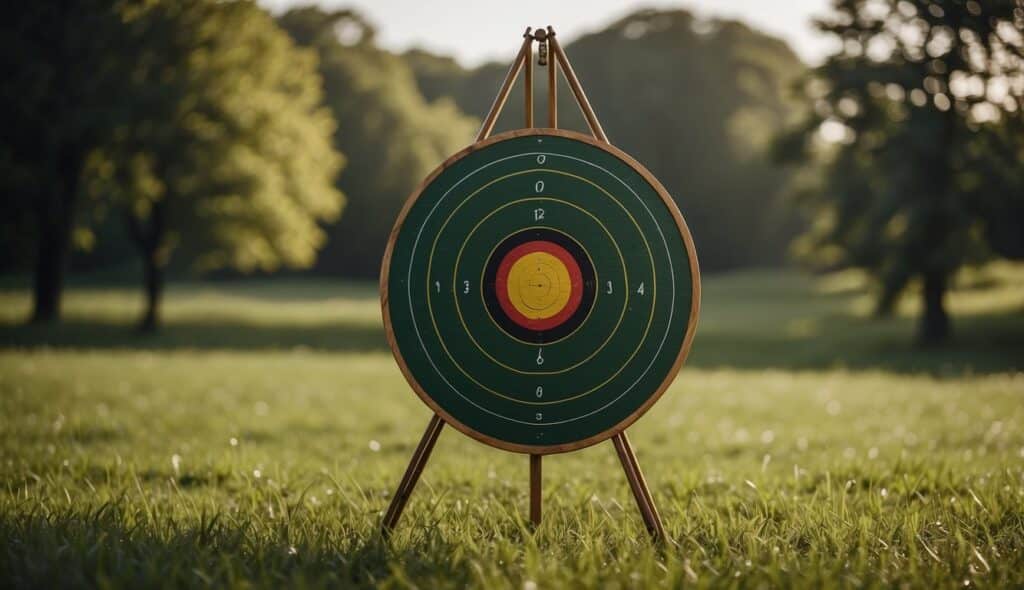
left=494, top=240, right=584, bottom=331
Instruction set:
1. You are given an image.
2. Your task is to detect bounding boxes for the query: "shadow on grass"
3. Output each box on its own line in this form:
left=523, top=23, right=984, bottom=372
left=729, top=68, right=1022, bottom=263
left=688, top=311, right=1024, bottom=375
left=0, top=511, right=481, bottom=589
left=0, top=319, right=388, bottom=353
left=1, top=272, right=1021, bottom=375
left=1, top=310, right=1021, bottom=375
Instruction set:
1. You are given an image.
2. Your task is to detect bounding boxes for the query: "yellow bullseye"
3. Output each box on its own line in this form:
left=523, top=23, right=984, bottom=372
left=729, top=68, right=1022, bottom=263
left=506, top=252, right=572, bottom=320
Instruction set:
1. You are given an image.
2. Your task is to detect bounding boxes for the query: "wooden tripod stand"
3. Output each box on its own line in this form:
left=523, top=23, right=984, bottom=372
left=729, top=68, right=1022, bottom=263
left=381, top=27, right=666, bottom=541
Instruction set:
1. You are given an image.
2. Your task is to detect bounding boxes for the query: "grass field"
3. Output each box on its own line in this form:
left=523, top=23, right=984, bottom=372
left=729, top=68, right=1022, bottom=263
left=1, top=267, right=1022, bottom=588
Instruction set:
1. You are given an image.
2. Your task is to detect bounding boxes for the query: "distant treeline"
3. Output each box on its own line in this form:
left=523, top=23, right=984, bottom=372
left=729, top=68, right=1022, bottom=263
left=401, top=11, right=807, bottom=275
left=302, top=8, right=807, bottom=277
left=3, top=5, right=806, bottom=287
left=6, top=2, right=1019, bottom=342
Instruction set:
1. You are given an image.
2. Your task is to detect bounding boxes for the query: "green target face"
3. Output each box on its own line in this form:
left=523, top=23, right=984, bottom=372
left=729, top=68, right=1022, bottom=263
left=382, top=129, right=700, bottom=454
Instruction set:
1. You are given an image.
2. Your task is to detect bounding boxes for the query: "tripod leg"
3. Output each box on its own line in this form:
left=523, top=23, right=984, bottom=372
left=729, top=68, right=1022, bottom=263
left=612, top=432, right=666, bottom=541
left=476, top=32, right=531, bottom=141
left=548, top=33, right=608, bottom=143
left=381, top=414, right=445, bottom=536
left=529, top=454, right=542, bottom=526
left=547, top=30, right=557, bottom=128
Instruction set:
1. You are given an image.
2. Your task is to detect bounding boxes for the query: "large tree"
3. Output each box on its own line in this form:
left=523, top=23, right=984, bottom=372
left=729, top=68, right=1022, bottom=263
left=406, top=10, right=808, bottom=271
left=86, top=0, right=344, bottom=330
left=0, top=2, right=129, bottom=322
left=777, top=0, right=1024, bottom=344
left=278, top=8, right=477, bottom=278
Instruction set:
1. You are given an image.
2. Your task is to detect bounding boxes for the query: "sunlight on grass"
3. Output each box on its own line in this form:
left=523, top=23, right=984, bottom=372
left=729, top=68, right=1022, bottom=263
left=1, top=268, right=1022, bottom=587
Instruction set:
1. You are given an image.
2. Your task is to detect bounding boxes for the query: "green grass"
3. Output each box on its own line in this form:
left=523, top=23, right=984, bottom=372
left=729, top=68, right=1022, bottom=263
left=1, top=267, right=1022, bottom=588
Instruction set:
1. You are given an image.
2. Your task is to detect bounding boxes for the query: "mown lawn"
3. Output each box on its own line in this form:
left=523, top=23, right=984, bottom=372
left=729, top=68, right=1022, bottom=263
left=1, top=267, right=1022, bottom=588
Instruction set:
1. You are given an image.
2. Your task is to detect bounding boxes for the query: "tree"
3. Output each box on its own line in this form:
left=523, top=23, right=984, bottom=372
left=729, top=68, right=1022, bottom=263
left=406, top=10, right=808, bottom=271
left=0, top=2, right=130, bottom=322
left=86, top=0, right=344, bottom=330
left=278, top=8, right=477, bottom=278
left=776, top=0, right=1024, bottom=344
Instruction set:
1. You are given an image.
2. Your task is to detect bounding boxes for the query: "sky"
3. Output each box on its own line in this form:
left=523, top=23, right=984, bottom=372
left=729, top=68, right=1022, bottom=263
left=259, top=0, right=836, bottom=67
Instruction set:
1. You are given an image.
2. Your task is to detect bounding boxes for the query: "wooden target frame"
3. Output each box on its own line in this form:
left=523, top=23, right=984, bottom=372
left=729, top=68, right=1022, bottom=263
left=380, top=27, right=700, bottom=540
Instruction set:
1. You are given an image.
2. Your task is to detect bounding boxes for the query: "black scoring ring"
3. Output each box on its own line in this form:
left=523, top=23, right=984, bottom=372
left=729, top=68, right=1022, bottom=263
left=483, top=228, right=596, bottom=343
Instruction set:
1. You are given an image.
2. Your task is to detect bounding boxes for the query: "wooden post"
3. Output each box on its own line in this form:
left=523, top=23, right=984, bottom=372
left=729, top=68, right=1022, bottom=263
left=477, top=30, right=533, bottom=141
left=382, top=414, right=445, bottom=535
left=529, top=454, right=542, bottom=526
left=612, top=432, right=665, bottom=541
left=526, top=32, right=540, bottom=530
left=525, top=36, right=534, bottom=128
left=547, top=29, right=558, bottom=129
left=548, top=33, right=607, bottom=143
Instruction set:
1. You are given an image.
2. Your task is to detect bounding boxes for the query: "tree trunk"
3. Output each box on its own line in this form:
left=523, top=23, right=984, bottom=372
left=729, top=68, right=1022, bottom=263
left=30, top=222, right=69, bottom=323
left=139, top=248, right=164, bottom=332
left=128, top=199, right=168, bottom=332
left=918, top=268, right=950, bottom=345
left=30, top=147, right=81, bottom=324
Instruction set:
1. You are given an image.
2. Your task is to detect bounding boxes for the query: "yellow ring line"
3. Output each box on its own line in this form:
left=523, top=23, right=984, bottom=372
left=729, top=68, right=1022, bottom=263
left=460, top=206, right=623, bottom=375
left=402, top=143, right=684, bottom=428
left=477, top=224, right=599, bottom=346
left=426, top=172, right=656, bottom=406
left=466, top=219, right=612, bottom=370
left=428, top=168, right=614, bottom=354
left=445, top=174, right=650, bottom=374
left=445, top=198, right=652, bottom=403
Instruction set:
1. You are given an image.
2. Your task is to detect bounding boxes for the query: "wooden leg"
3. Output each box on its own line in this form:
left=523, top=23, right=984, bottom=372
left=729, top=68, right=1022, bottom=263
left=612, top=432, right=666, bottom=541
left=529, top=454, right=542, bottom=526
left=524, top=39, right=534, bottom=128
left=475, top=31, right=532, bottom=141
left=381, top=414, right=444, bottom=536
left=547, top=29, right=557, bottom=129
left=549, top=33, right=608, bottom=143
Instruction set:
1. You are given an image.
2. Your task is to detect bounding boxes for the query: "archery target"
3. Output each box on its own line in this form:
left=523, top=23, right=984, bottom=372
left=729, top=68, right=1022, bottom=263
left=381, top=129, right=699, bottom=454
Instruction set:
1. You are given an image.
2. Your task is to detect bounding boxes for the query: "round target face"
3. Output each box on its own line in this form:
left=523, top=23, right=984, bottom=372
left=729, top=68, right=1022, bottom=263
left=381, top=129, right=700, bottom=454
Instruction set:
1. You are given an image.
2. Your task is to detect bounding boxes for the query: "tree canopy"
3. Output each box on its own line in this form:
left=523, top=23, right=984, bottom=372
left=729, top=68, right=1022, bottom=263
left=776, top=0, right=1024, bottom=343
left=1, top=1, right=345, bottom=329
left=278, top=7, right=477, bottom=278
left=406, top=10, right=808, bottom=271
left=98, top=0, right=345, bottom=329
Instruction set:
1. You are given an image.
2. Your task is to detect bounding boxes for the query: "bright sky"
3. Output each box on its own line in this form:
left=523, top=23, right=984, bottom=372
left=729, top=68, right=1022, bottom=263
left=259, top=0, right=836, bottom=67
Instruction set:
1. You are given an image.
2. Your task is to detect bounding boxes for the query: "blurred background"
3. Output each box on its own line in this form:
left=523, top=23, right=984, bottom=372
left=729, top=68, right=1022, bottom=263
left=1, top=0, right=1022, bottom=349
left=1, top=2, right=1024, bottom=587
